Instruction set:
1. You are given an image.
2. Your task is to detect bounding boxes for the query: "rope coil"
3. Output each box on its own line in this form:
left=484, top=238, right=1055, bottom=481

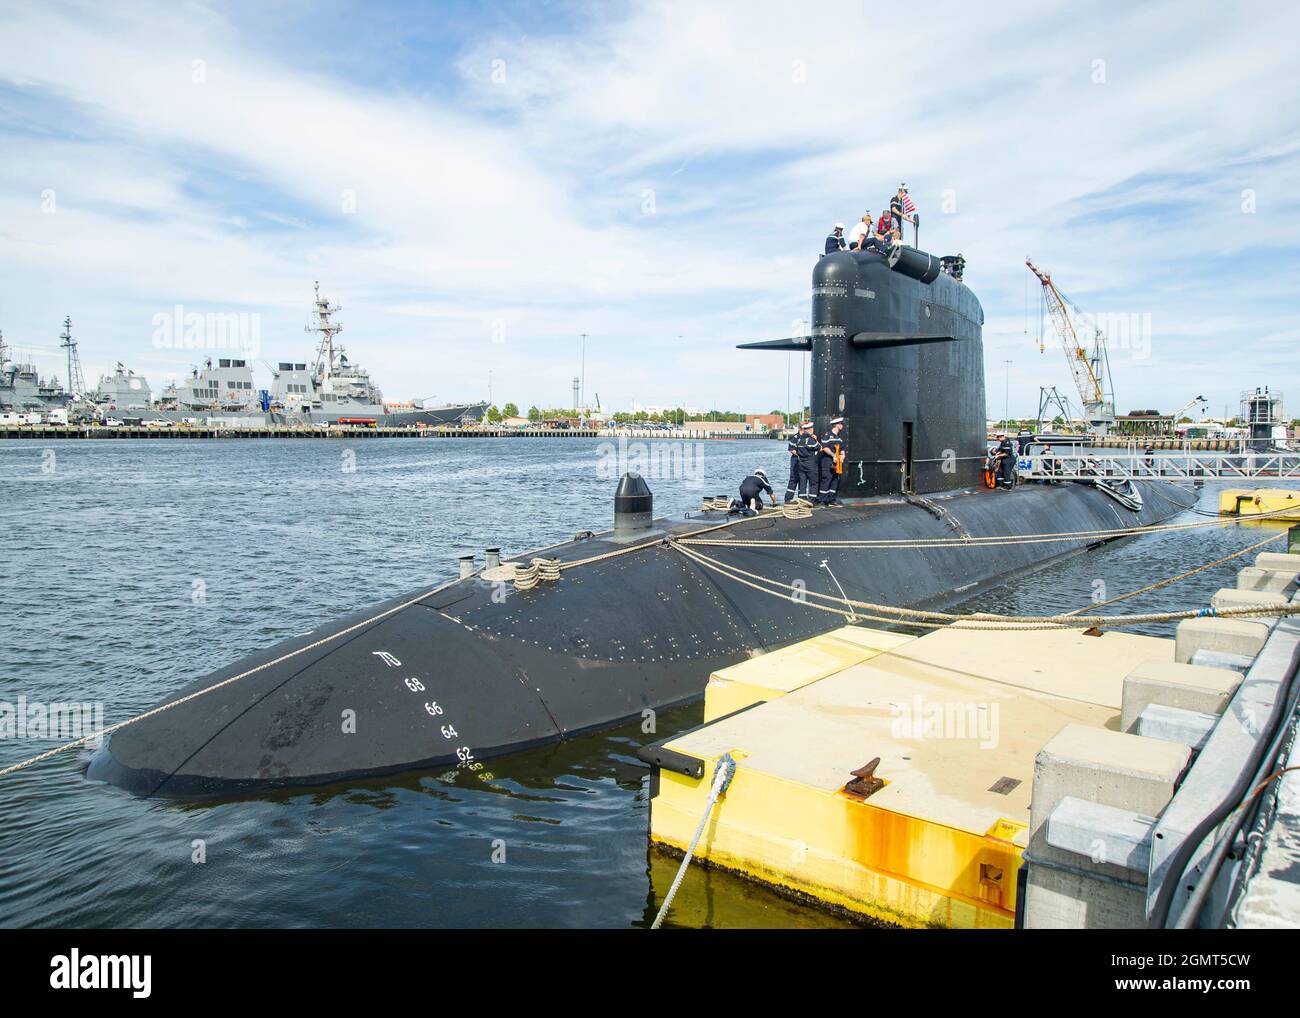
left=513, top=557, right=562, bottom=590
left=773, top=499, right=814, bottom=520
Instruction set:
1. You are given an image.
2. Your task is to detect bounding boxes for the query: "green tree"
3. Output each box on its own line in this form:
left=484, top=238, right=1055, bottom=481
left=503, top=402, right=519, bottom=419
left=486, top=405, right=502, bottom=423
left=527, top=405, right=542, bottom=422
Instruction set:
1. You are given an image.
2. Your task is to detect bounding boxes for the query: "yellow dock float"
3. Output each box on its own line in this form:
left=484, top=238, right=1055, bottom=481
left=1218, top=487, right=1300, bottom=520
left=647, top=625, right=1176, bottom=928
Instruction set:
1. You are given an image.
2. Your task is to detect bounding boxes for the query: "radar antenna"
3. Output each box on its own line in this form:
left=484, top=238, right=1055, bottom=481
left=306, top=281, right=344, bottom=379
left=59, top=317, right=88, bottom=400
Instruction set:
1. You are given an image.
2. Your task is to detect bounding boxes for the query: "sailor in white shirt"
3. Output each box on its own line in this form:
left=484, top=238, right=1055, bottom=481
left=847, top=212, right=872, bottom=251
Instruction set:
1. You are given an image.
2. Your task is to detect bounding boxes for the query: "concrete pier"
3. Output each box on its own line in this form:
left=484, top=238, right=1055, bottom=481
left=643, top=551, right=1300, bottom=929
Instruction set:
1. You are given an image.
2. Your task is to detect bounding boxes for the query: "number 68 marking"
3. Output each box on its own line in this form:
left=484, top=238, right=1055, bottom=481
left=405, top=677, right=425, bottom=692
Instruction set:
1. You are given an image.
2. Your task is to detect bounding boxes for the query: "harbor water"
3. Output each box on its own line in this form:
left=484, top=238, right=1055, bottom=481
left=0, top=437, right=1287, bottom=928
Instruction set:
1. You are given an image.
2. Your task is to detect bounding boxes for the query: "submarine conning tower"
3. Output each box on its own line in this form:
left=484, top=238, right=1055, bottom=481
left=740, top=246, right=985, bottom=499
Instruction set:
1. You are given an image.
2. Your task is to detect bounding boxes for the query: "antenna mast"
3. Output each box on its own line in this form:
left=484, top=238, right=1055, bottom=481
left=60, top=317, right=87, bottom=399
left=305, top=282, right=343, bottom=379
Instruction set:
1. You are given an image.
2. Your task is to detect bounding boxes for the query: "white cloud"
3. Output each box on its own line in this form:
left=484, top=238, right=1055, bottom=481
left=0, top=0, right=1297, bottom=414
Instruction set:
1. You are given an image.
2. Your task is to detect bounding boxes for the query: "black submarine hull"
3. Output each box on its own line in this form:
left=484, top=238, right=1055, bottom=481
left=88, top=478, right=1195, bottom=796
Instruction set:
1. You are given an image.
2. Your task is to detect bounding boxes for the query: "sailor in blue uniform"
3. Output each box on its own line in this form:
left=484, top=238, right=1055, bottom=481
left=824, top=223, right=846, bottom=255
left=817, top=416, right=846, bottom=505
left=784, top=428, right=801, bottom=502
left=794, top=421, right=820, bottom=500
left=738, top=468, right=775, bottom=513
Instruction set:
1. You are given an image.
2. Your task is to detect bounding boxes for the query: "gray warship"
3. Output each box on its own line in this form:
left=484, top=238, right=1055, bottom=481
left=123, top=284, right=487, bottom=427
left=0, top=328, right=68, bottom=415
left=88, top=242, right=1198, bottom=796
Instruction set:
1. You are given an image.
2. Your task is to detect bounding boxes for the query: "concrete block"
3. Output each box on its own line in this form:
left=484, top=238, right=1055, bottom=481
left=1135, top=704, right=1219, bottom=751
left=1025, top=727, right=1188, bottom=929
left=1189, top=649, right=1256, bottom=672
left=1028, top=725, right=1188, bottom=869
left=1210, top=588, right=1289, bottom=627
left=1024, top=864, right=1147, bottom=929
left=1256, top=551, right=1300, bottom=572
left=1120, top=660, right=1241, bottom=733
left=1044, top=796, right=1155, bottom=874
left=1174, top=617, right=1270, bottom=664
left=1236, top=566, right=1297, bottom=595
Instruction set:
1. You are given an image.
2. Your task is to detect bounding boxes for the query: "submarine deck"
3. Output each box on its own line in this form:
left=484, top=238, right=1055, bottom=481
left=88, top=479, right=1197, bottom=797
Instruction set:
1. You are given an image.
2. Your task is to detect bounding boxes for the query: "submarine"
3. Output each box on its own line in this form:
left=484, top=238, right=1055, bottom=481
left=88, top=243, right=1197, bottom=796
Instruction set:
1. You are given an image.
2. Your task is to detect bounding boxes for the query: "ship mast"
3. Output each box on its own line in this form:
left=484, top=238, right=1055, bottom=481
left=306, top=282, right=343, bottom=382
left=59, top=316, right=87, bottom=400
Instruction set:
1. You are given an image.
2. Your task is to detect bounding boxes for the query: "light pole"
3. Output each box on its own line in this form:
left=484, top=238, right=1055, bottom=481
left=1003, top=359, right=1012, bottom=431
left=800, top=319, right=808, bottom=423
left=579, top=333, right=587, bottom=411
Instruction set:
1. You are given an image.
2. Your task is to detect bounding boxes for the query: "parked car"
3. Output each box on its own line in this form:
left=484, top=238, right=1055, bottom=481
left=103, top=416, right=123, bottom=427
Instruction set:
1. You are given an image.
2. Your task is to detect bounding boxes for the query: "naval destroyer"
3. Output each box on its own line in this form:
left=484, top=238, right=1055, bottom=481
left=0, top=329, right=68, bottom=415
left=88, top=242, right=1198, bottom=796
left=103, top=284, right=487, bottom=427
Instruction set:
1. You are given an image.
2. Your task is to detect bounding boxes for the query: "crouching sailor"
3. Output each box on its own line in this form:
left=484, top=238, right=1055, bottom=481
left=794, top=421, right=820, bottom=500
left=817, top=417, right=846, bottom=505
left=739, top=468, right=776, bottom=514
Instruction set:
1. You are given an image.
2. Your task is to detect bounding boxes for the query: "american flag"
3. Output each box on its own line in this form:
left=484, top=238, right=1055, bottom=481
left=901, top=192, right=917, bottom=215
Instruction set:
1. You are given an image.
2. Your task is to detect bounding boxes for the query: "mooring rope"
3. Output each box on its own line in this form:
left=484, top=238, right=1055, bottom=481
left=650, top=752, right=737, bottom=929
left=669, top=539, right=1300, bottom=630
left=1067, top=532, right=1286, bottom=616
left=676, top=504, right=1300, bottom=550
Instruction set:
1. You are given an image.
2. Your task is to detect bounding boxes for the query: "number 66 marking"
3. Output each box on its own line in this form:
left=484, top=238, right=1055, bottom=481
left=424, top=701, right=443, bottom=716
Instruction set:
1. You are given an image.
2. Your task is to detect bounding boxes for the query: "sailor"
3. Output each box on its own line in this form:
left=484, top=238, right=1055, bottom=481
left=824, top=223, right=847, bottom=255
left=847, top=213, right=871, bottom=251
left=890, top=183, right=916, bottom=241
left=783, top=427, right=801, bottom=502
left=794, top=420, right=820, bottom=499
left=993, top=430, right=1017, bottom=489
left=739, top=468, right=776, bottom=513
left=817, top=417, right=846, bottom=505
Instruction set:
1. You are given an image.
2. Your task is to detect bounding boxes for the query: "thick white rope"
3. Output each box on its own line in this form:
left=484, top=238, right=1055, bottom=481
left=651, top=753, right=737, bottom=929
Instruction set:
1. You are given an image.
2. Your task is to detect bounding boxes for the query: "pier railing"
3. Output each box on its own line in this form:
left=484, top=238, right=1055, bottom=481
left=1018, top=451, right=1300, bottom=482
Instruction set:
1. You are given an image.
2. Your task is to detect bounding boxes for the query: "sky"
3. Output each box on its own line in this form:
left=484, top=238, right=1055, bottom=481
left=0, top=0, right=1297, bottom=419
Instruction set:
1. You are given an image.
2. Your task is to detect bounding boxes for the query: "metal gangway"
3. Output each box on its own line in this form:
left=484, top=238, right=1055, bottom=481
left=1018, top=449, right=1300, bottom=482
